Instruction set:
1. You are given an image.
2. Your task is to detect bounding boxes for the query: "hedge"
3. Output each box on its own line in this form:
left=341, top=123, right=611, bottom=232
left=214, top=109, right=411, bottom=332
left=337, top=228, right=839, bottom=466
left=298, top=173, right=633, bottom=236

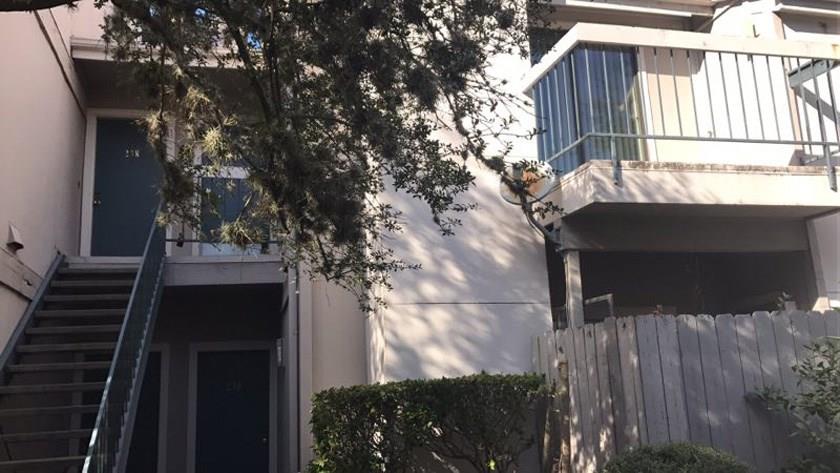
left=602, top=443, right=751, bottom=473
left=309, top=373, right=548, bottom=473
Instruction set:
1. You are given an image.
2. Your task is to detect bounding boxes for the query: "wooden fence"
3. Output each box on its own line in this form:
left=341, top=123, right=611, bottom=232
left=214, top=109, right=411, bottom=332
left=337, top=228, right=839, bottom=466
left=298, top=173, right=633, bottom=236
left=532, top=311, right=840, bottom=473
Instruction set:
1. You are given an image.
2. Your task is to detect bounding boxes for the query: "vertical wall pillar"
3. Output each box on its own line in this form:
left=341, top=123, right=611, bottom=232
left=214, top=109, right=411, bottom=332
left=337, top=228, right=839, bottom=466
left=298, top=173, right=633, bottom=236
left=564, top=250, right=584, bottom=328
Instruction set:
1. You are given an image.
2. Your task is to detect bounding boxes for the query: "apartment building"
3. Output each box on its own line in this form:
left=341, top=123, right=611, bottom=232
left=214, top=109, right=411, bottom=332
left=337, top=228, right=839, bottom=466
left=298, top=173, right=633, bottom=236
left=0, top=0, right=837, bottom=472
left=527, top=0, right=840, bottom=329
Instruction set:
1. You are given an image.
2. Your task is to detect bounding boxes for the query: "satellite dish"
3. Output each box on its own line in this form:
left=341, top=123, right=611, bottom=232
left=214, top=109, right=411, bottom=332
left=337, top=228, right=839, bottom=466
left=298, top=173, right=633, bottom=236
left=499, top=161, right=557, bottom=205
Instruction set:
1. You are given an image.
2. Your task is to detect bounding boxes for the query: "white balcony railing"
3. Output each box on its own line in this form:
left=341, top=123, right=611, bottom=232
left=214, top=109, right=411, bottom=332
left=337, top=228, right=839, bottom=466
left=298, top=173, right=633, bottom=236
left=523, top=23, right=840, bottom=189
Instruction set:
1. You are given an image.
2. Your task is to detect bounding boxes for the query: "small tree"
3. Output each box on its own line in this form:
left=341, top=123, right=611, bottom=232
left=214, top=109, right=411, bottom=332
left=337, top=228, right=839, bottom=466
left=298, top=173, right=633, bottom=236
left=761, top=337, right=840, bottom=473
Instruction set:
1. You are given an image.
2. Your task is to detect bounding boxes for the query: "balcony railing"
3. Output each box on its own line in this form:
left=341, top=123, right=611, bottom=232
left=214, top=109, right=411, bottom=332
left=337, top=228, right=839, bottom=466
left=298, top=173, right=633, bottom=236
left=523, top=24, right=840, bottom=189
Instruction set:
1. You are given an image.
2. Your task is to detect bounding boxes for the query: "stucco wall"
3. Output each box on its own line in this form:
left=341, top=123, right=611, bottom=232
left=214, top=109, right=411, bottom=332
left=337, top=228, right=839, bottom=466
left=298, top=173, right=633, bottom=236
left=372, top=163, right=552, bottom=382
left=0, top=11, right=85, bottom=347
left=364, top=49, right=552, bottom=382
left=310, top=279, right=367, bottom=391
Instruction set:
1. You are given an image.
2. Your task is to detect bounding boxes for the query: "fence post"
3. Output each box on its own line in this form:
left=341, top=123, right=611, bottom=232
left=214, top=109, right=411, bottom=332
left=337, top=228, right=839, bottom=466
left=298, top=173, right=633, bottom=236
left=564, top=251, right=584, bottom=329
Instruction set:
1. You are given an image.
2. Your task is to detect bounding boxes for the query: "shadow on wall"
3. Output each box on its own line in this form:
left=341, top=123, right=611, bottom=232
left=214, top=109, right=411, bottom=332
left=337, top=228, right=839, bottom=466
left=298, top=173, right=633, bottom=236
left=377, top=152, right=552, bottom=380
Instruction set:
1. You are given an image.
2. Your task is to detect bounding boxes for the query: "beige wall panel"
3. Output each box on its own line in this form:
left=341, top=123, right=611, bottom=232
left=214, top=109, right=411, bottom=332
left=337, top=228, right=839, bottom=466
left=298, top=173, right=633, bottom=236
left=0, top=13, right=86, bottom=345
left=311, top=280, right=367, bottom=391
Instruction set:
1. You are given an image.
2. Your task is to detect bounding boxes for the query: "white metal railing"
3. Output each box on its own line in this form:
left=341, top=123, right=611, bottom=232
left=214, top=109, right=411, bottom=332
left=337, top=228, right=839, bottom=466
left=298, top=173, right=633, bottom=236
left=524, top=23, right=840, bottom=189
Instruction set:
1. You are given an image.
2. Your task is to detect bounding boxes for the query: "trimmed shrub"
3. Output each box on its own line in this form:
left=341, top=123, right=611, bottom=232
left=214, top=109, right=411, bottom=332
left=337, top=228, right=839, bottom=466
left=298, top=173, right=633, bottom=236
left=601, top=443, right=751, bottom=473
left=760, top=337, right=840, bottom=473
left=309, top=373, right=548, bottom=473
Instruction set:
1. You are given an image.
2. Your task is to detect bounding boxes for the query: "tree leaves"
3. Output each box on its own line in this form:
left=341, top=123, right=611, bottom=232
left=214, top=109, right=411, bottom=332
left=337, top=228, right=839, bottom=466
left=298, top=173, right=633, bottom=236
left=96, top=0, right=547, bottom=310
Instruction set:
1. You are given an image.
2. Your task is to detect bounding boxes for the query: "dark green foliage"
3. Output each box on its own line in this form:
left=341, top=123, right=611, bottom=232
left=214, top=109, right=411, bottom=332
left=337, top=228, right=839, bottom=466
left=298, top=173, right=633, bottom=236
left=760, top=337, right=840, bottom=473
left=601, top=443, right=751, bottom=473
left=309, top=373, right=548, bottom=473
left=81, top=0, right=552, bottom=310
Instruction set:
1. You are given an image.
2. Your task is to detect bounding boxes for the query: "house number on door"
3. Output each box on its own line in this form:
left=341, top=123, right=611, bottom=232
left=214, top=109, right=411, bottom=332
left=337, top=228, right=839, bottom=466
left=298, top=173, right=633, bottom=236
left=224, top=381, right=243, bottom=392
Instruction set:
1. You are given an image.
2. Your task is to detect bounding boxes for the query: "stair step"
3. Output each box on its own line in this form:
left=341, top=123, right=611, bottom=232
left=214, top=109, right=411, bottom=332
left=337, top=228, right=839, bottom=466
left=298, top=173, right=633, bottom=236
left=43, top=294, right=130, bottom=303
left=0, top=382, right=105, bottom=394
left=7, top=361, right=112, bottom=373
left=35, top=308, right=125, bottom=319
left=58, top=266, right=137, bottom=275
left=17, top=342, right=116, bottom=353
left=26, top=324, right=122, bottom=335
left=0, top=456, right=85, bottom=471
left=52, top=279, right=134, bottom=288
left=0, top=429, right=92, bottom=442
left=0, top=404, right=100, bottom=417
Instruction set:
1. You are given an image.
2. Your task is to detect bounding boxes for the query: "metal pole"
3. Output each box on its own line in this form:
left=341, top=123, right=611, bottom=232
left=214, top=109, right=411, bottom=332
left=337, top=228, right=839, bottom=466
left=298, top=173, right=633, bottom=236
left=570, top=51, right=583, bottom=166
left=703, top=51, right=718, bottom=137
left=669, top=48, right=684, bottom=136
left=686, top=49, right=701, bottom=138
left=826, top=70, right=839, bottom=191
left=749, top=54, right=765, bottom=140
left=602, top=46, right=622, bottom=184
left=718, top=52, right=734, bottom=138
left=765, top=55, right=782, bottom=140
left=734, top=53, right=750, bottom=139
left=559, top=59, right=573, bottom=151
left=653, top=47, right=667, bottom=134
left=796, top=57, right=814, bottom=157
left=810, top=59, right=837, bottom=190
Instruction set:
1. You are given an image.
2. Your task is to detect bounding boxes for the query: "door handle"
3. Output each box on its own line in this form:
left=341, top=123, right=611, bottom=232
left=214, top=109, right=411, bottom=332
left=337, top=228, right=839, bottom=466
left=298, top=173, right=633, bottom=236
left=93, top=192, right=102, bottom=207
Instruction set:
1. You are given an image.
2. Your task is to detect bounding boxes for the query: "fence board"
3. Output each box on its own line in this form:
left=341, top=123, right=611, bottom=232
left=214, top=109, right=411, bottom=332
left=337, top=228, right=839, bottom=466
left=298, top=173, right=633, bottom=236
left=561, top=329, right=583, bottom=473
left=696, top=314, right=730, bottom=452
left=735, top=314, right=776, bottom=473
left=594, top=323, right=616, bottom=463
left=656, top=315, right=689, bottom=442
left=772, top=313, right=799, bottom=394
left=677, top=314, right=711, bottom=446
left=807, top=311, right=828, bottom=340
left=825, top=311, right=840, bottom=337
left=616, top=317, right=643, bottom=447
left=789, top=311, right=812, bottom=363
left=754, top=311, right=790, bottom=467
left=573, top=327, right=594, bottom=473
left=603, top=318, right=628, bottom=452
left=583, top=324, right=602, bottom=472
left=547, top=331, right=559, bottom=387
left=536, top=311, right=834, bottom=473
left=636, top=315, right=669, bottom=444
left=716, top=314, right=755, bottom=465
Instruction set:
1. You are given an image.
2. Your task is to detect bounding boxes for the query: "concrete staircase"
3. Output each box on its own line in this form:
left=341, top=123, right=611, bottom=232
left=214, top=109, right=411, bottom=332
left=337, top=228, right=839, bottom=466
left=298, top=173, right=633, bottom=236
left=0, top=259, right=139, bottom=472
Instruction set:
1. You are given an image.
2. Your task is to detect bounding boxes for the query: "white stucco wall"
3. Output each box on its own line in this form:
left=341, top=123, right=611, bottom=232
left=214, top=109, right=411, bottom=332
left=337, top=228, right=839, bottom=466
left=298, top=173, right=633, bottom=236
left=364, top=49, right=552, bottom=382
left=0, top=11, right=86, bottom=347
left=373, top=162, right=552, bottom=382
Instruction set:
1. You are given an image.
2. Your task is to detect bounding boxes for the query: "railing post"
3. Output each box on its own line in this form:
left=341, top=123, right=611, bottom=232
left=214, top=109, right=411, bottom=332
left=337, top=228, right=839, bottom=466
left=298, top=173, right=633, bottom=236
left=610, top=137, right=622, bottom=186
left=824, top=145, right=837, bottom=191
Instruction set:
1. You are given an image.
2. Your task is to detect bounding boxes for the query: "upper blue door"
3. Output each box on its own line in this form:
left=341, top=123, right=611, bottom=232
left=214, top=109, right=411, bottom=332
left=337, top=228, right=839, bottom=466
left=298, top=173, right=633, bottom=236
left=91, top=118, right=162, bottom=256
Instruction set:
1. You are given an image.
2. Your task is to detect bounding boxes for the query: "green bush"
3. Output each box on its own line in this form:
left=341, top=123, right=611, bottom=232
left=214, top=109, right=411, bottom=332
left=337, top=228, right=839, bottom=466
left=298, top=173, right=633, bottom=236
left=761, top=337, right=840, bottom=473
left=601, top=443, right=751, bottom=473
left=309, top=373, right=548, bottom=473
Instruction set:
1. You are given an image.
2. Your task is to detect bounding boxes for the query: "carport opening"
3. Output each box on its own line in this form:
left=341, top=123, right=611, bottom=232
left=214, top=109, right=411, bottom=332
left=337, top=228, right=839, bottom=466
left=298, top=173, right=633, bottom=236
left=546, top=248, right=817, bottom=328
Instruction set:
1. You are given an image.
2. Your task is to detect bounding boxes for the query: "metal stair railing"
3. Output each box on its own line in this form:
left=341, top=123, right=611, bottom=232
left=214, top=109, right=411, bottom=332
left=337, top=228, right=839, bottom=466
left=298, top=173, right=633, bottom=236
left=82, top=207, right=166, bottom=473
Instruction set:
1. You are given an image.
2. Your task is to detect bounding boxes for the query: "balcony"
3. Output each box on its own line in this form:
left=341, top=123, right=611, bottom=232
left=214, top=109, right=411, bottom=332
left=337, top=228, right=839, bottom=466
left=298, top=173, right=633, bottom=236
left=522, top=23, right=840, bottom=219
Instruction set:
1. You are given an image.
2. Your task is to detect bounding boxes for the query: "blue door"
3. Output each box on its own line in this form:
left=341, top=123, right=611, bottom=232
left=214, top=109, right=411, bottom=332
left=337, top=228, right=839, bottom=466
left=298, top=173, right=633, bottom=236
left=91, top=118, right=162, bottom=256
left=196, top=350, right=271, bottom=472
